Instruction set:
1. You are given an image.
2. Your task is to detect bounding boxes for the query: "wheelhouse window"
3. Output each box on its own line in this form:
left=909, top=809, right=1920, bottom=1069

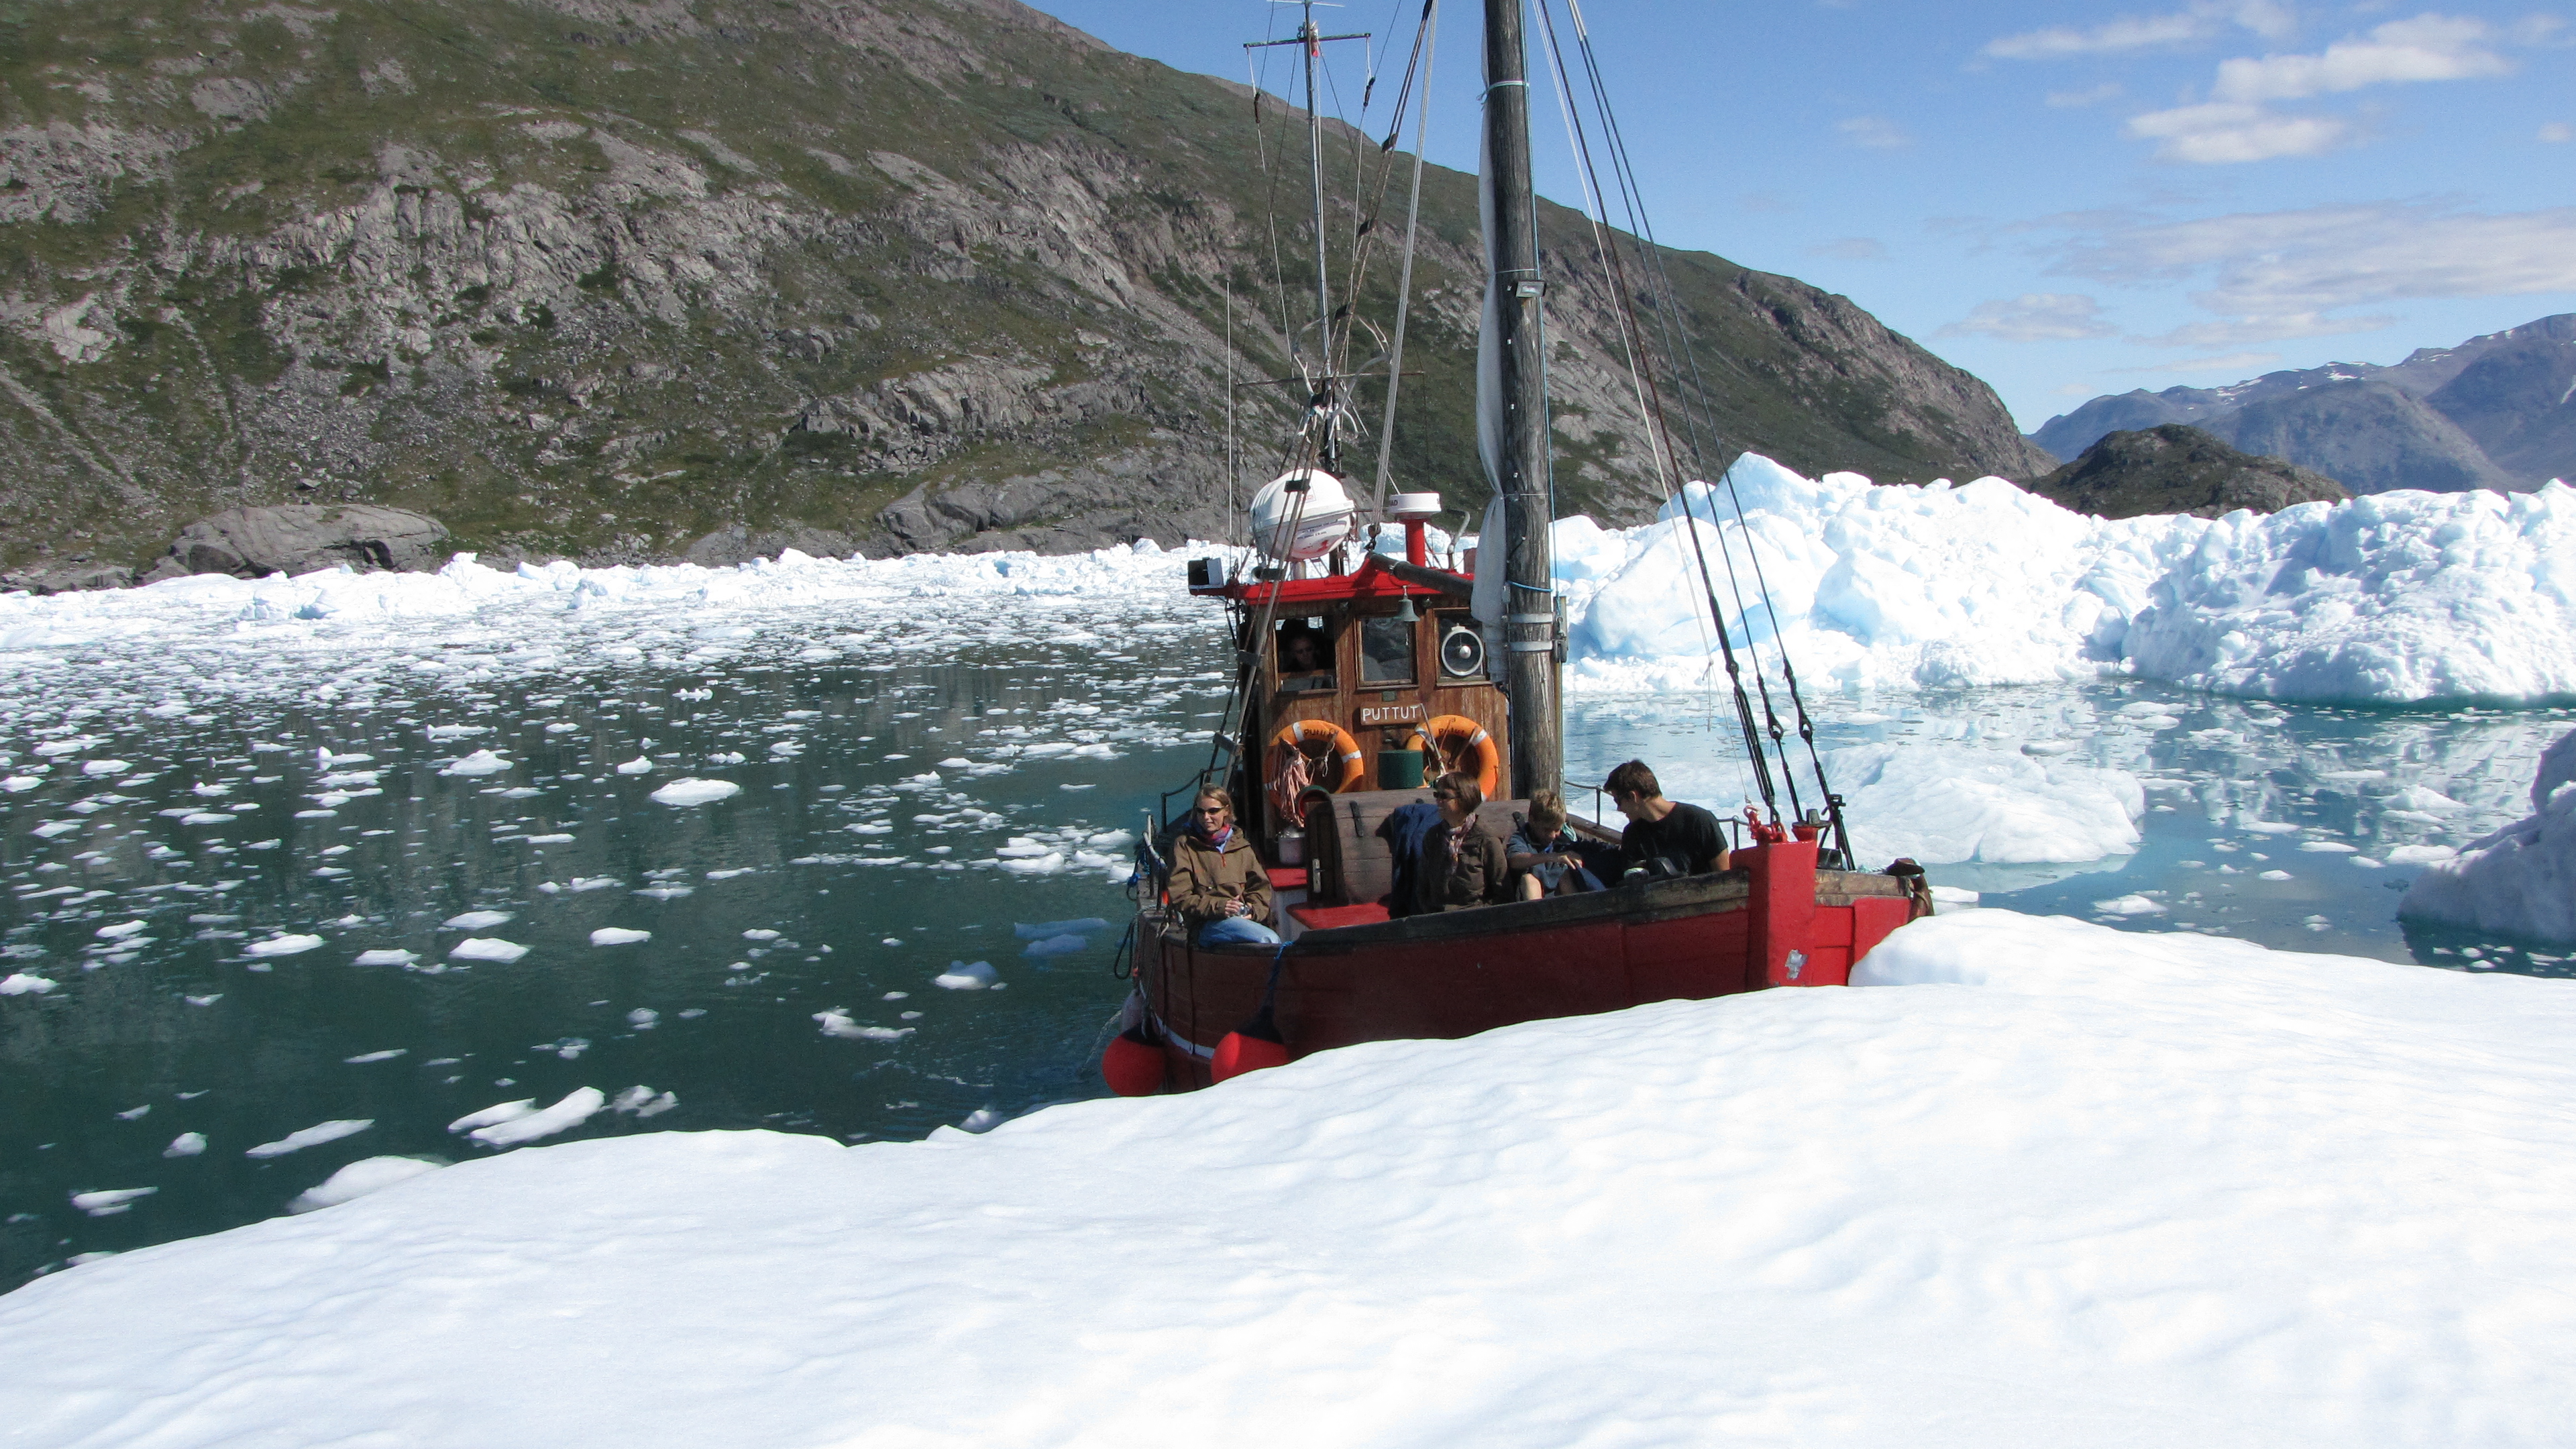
left=1273, top=619, right=1336, bottom=693
left=1358, top=614, right=1417, bottom=686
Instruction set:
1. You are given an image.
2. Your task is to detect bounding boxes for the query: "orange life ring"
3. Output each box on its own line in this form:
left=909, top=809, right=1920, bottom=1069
left=1415, top=714, right=1501, bottom=798
left=1269, top=718, right=1366, bottom=794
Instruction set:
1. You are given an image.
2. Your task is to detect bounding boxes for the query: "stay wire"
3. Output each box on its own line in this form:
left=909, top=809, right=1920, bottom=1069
left=1563, top=0, right=1847, bottom=855
left=1533, top=0, right=1781, bottom=818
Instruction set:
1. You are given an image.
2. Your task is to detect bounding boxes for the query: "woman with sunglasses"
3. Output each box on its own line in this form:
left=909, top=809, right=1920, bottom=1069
left=1167, top=788, right=1279, bottom=946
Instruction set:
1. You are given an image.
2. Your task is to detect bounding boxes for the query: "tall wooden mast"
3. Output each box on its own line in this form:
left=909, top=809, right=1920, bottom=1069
left=1483, top=0, right=1561, bottom=797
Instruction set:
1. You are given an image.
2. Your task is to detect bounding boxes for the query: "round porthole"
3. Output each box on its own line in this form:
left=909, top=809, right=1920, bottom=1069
left=1439, top=623, right=1486, bottom=680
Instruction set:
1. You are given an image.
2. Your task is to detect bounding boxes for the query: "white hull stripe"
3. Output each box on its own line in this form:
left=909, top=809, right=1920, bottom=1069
left=1150, top=1010, right=1219, bottom=1059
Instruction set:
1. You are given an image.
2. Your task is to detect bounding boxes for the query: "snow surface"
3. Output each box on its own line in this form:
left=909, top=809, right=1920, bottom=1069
left=286, top=1157, right=441, bottom=1214
left=5, top=910, right=2571, bottom=1448
left=2401, top=728, right=2576, bottom=943
left=3, top=466, right=2570, bottom=704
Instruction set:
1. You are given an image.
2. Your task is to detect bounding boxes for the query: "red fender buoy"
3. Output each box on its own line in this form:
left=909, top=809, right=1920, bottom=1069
left=1100, top=1026, right=1167, bottom=1097
left=1210, top=1002, right=1291, bottom=1082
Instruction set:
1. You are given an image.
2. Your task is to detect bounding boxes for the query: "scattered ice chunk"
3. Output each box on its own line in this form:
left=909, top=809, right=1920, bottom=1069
left=70, top=1187, right=156, bottom=1217
left=448, top=938, right=529, bottom=963
left=743, top=929, right=781, bottom=941
left=2092, top=894, right=2167, bottom=916
left=2383, top=844, right=2459, bottom=866
left=184, top=993, right=221, bottom=1006
left=96, top=920, right=149, bottom=939
left=2, top=973, right=59, bottom=996
left=352, top=949, right=419, bottom=967
left=526, top=833, right=576, bottom=844
left=651, top=777, right=741, bottom=807
left=627, top=1008, right=659, bottom=1030
left=163, top=1132, right=207, bottom=1158
left=957, top=1108, right=1003, bottom=1133
left=468, top=1088, right=606, bottom=1148
left=443, top=910, right=516, bottom=930
left=814, top=1009, right=914, bottom=1042
left=592, top=927, right=653, bottom=947
left=2258, top=869, right=2294, bottom=881
left=81, top=759, right=132, bottom=776
left=439, top=750, right=513, bottom=777
left=288, top=1157, right=441, bottom=1213
left=1021, top=933, right=1091, bottom=958
left=2298, top=841, right=2358, bottom=853
left=933, top=960, right=1000, bottom=990
left=614, top=757, right=654, bottom=775
left=447, top=1100, right=536, bottom=1134
left=3, top=776, right=38, bottom=792
left=244, top=1119, right=374, bottom=1158
left=115, top=1104, right=151, bottom=1120
left=612, top=1085, right=678, bottom=1117
left=343, top=1049, right=407, bottom=1065
left=245, top=934, right=325, bottom=958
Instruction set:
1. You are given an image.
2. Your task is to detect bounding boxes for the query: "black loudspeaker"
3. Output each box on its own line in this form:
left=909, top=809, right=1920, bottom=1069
left=1439, top=623, right=1486, bottom=680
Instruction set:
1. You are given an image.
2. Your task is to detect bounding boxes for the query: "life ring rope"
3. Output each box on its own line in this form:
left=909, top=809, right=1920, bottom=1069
left=1269, top=718, right=1366, bottom=794
left=1415, top=713, right=1502, bottom=798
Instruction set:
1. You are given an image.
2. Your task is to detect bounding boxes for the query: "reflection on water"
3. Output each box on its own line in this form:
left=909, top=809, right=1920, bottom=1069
left=6, top=612, right=2571, bottom=1286
left=1568, top=682, right=2573, bottom=971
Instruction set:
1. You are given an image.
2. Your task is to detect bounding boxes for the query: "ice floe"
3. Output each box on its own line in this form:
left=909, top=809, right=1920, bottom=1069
left=5, top=910, right=2572, bottom=1446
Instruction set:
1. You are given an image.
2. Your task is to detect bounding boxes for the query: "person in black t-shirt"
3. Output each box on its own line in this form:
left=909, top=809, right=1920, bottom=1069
left=1602, top=759, right=1730, bottom=878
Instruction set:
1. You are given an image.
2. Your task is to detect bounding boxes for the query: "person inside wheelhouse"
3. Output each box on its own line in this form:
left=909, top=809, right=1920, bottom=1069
left=1275, top=622, right=1334, bottom=692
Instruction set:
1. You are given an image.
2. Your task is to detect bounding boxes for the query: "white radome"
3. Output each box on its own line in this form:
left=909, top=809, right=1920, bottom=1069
left=1248, top=468, right=1356, bottom=561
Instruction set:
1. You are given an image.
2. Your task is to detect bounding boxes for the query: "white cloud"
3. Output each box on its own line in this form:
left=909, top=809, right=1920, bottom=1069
left=1809, top=237, right=1890, bottom=262
left=2119, top=350, right=2285, bottom=374
left=2051, top=201, right=2576, bottom=339
left=2124, top=102, right=2351, bottom=162
left=1984, top=1, right=2295, bottom=60
left=2047, top=83, right=2127, bottom=107
left=2542, top=121, right=2575, bottom=144
left=2125, top=13, right=2518, bottom=163
left=2208, top=14, right=2508, bottom=102
left=1836, top=116, right=1911, bottom=150
left=2132, top=311, right=2395, bottom=349
left=1939, top=294, right=2120, bottom=343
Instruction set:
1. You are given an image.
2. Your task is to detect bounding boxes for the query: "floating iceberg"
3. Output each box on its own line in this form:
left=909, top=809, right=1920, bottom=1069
left=2401, top=729, right=2576, bottom=943
left=651, top=778, right=740, bottom=807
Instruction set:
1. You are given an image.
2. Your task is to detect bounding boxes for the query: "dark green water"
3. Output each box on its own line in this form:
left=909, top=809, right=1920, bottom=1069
left=7, top=610, right=2569, bottom=1289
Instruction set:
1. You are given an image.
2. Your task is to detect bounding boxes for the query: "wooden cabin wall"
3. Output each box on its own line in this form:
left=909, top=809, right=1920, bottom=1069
left=1248, top=600, right=1513, bottom=844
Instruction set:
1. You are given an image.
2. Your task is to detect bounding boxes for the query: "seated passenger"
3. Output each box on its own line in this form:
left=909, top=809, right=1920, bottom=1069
left=1373, top=794, right=1443, bottom=918
left=1507, top=789, right=1605, bottom=900
left=1603, top=759, right=1731, bottom=879
left=1415, top=772, right=1511, bottom=913
left=1277, top=631, right=1332, bottom=691
left=1167, top=788, right=1279, bottom=947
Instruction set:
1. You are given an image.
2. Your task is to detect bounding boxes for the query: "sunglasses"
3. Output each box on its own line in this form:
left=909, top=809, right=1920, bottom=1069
left=1193, top=806, right=1226, bottom=814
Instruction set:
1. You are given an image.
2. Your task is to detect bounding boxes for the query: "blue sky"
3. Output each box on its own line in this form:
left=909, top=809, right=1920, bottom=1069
left=1022, top=0, right=2576, bottom=431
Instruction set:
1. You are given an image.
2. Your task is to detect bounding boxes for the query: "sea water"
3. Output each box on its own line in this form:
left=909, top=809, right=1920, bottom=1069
left=5, top=616, right=2569, bottom=1287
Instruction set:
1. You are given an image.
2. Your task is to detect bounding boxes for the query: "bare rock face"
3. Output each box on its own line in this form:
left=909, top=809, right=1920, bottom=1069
left=2028, top=426, right=2348, bottom=520
left=148, top=506, right=450, bottom=580
left=0, top=561, right=137, bottom=596
left=684, top=525, right=859, bottom=568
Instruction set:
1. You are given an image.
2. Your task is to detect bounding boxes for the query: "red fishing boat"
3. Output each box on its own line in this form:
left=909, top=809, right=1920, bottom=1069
left=1103, top=0, right=1931, bottom=1093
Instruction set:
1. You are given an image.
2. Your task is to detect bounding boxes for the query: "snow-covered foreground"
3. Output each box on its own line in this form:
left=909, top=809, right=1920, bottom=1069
left=4, top=456, right=2571, bottom=708
left=7, top=910, right=2571, bottom=1448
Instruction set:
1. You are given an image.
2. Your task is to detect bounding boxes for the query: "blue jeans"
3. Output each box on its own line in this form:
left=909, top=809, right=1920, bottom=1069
left=1197, top=915, right=1281, bottom=947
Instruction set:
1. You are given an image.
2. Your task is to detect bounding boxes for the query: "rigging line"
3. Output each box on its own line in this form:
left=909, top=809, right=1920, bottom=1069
left=1560, top=5, right=1830, bottom=841
left=1533, top=0, right=1782, bottom=815
left=1560, top=44, right=1839, bottom=855
left=1525, top=0, right=1717, bottom=704
left=1249, top=46, right=1299, bottom=363
left=1367, top=0, right=1438, bottom=517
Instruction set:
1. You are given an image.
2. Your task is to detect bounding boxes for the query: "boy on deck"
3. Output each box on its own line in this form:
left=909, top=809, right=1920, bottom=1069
left=1603, top=760, right=1731, bottom=879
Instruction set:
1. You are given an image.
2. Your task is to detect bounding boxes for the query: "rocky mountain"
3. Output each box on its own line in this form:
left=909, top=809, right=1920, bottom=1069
left=1, top=0, right=2052, bottom=579
left=2028, top=425, right=2347, bottom=521
left=2030, top=314, right=2576, bottom=494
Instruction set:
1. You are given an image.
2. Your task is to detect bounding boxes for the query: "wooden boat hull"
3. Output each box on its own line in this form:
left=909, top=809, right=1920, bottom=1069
left=1130, top=838, right=1923, bottom=1091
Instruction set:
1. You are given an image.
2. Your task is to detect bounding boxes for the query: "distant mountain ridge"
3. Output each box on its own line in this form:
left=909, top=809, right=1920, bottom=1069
left=0, top=0, right=2050, bottom=576
left=2030, top=314, right=2576, bottom=495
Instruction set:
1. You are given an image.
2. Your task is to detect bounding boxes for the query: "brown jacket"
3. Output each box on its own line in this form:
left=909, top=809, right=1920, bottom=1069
left=1167, top=828, right=1275, bottom=926
left=1415, top=820, right=1510, bottom=913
